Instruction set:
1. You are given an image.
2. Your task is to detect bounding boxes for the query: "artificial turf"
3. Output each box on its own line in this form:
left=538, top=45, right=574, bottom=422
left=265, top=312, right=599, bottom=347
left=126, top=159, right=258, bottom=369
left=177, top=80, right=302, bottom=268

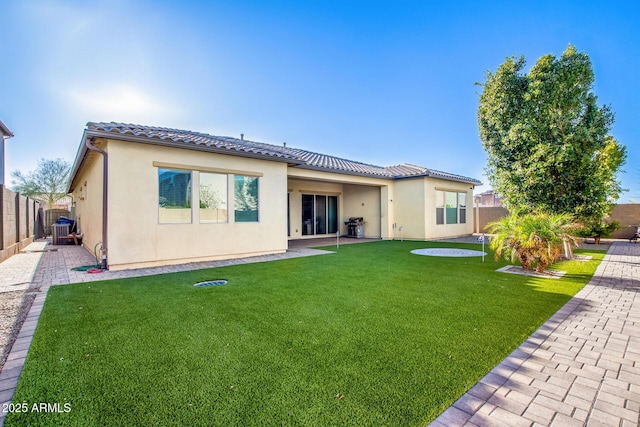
left=5, top=241, right=604, bottom=426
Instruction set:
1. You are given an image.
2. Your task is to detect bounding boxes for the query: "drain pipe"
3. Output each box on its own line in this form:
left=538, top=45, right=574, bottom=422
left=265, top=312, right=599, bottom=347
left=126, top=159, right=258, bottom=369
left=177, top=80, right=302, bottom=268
left=85, top=137, right=108, bottom=269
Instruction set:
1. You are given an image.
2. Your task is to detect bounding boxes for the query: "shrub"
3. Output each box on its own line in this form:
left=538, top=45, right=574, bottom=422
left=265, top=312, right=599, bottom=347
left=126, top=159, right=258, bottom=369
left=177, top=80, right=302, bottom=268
left=578, top=220, right=619, bottom=244
left=488, top=212, right=580, bottom=273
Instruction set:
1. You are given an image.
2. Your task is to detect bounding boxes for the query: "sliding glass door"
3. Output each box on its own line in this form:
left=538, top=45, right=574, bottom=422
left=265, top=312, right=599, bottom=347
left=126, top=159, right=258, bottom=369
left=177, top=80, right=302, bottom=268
left=302, top=195, right=314, bottom=236
left=301, top=194, right=338, bottom=236
left=327, top=196, right=338, bottom=233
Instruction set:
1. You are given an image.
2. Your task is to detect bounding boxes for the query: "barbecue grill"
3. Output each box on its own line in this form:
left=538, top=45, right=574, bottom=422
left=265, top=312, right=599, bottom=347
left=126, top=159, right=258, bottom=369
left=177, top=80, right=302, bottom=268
left=345, top=217, right=364, bottom=238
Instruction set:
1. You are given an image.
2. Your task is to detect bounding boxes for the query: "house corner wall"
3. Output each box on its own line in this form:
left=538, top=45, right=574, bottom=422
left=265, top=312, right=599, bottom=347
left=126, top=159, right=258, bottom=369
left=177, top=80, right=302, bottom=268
left=391, top=178, right=426, bottom=239
left=380, top=185, right=393, bottom=239
left=70, top=147, right=105, bottom=259
left=424, top=178, right=475, bottom=239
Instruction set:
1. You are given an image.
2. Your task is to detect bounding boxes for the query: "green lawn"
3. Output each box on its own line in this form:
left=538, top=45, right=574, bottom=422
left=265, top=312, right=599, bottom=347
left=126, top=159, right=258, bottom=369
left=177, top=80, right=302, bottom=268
left=6, top=241, right=604, bottom=426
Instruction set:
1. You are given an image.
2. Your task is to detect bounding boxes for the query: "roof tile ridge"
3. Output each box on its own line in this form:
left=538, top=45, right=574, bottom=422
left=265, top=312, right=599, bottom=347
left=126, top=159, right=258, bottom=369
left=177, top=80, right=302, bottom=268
left=294, top=147, right=386, bottom=169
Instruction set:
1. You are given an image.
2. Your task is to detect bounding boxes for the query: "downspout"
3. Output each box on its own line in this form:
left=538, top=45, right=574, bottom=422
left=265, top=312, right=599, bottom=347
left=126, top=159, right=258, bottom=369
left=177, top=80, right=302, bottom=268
left=85, top=137, right=108, bottom=269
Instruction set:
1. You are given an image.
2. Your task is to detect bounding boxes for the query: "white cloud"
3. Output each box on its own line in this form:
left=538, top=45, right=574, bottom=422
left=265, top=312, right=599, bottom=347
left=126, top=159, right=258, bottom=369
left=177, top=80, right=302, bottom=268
left=62, top=83, right=182, bottom=125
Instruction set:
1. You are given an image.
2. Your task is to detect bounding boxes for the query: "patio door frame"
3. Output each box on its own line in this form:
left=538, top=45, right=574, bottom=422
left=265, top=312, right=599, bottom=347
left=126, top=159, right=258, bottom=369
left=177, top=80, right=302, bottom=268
left=301, top=193, right=338, bottom=236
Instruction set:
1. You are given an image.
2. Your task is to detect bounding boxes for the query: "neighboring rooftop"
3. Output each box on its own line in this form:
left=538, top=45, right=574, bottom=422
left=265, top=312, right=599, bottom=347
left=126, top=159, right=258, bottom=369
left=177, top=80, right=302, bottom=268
left=83, top=122, right=481, bottom=184
left=0, top=120, right=14, bottom=138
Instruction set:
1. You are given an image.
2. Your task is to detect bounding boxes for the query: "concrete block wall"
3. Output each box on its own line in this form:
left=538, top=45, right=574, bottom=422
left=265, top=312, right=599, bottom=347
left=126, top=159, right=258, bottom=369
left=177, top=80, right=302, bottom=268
left=610, top=204, right=640, bottom=239
left=2, top=186, right=16, bottom=250
left=0, top=185, right=41, bottom=263
left=18, top=193, right=29, bottom=241
left=474, top=204, right=640, bottom=239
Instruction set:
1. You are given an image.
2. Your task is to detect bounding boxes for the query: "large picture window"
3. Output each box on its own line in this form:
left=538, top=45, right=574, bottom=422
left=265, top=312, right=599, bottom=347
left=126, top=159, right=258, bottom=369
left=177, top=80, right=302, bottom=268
left=436, top=190, right=467, bottom=225
left=200, top=172, right=228, bottom=223
left=234, top=175, right=259, bottom=222
left=158, top=169, right=192, bottom=224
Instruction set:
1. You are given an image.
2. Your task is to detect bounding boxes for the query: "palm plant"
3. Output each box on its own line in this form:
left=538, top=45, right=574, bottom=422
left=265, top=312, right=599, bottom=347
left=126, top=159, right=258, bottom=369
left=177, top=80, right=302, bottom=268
left=487, top=214, right=532, bottom=270
left=487, top=212, right=580, bottom=273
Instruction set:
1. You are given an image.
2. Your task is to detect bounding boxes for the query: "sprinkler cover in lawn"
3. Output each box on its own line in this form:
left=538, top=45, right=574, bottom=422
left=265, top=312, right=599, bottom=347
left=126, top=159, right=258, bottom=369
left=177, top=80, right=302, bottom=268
left=194, top=280, right=228, bottom=287
left=410, top=248, right=487, bottom=257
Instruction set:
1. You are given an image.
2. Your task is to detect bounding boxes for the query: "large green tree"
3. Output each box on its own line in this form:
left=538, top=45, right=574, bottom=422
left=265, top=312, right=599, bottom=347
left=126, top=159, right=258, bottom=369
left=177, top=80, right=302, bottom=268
left=478, top=45, right=626, bottom=222
left=11, top=158, right=71, bottom=207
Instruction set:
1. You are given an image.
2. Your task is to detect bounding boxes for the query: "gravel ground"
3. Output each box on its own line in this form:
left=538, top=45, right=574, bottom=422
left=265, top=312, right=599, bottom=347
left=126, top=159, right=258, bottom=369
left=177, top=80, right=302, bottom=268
left=0, top=290, right=36, bottom=370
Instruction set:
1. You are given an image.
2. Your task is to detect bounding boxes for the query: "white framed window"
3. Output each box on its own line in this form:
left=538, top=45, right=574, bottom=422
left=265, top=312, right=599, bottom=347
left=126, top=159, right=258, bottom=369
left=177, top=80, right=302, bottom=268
left=158, top=168, right=192, bottom=224
left=234, top=175, right=259, bottom=222
left=436, top=191, right=467, bottom=225
left=459, top=193, right=466, bottom=224
left=199, top=172, right=228, bottom=223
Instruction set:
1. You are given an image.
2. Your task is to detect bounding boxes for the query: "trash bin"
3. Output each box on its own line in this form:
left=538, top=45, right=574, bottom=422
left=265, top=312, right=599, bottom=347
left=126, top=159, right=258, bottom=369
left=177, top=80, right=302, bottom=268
left=356, top=224, right=364, bottom=238
left=56, top=216, right=77, bottom=233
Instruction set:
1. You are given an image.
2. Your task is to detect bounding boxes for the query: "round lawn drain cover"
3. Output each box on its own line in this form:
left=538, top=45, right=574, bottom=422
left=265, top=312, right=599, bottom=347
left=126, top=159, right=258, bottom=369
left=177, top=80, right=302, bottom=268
left=194, top=280, right=228, bottom=287
left=411, top=248, right=487, bottom=257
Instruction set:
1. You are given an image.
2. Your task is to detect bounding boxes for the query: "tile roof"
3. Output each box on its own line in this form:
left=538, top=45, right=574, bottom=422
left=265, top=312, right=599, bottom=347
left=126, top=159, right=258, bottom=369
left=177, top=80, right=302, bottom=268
left=87, top=122, right=297, bottom=161
left=85, top=122, right=481, bottom=184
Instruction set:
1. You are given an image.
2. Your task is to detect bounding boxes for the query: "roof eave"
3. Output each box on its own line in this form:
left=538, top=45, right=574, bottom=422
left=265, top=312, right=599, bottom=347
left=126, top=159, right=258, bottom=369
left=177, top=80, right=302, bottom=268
left=67, top=128, right=306, bottom=193
left=291, top=164, right=393, bottom=180
left=0, top=120, right=14, bottom=138
left=67, top=128, right=91, bottom=193
left=393, top=173, right=482, bottom=185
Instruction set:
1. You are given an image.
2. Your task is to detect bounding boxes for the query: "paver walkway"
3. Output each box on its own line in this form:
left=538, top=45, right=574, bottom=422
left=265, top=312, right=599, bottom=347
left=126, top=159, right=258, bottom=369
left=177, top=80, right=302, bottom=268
left=431, top=241, right=640, bottom=427
left=0, top=242, right=47, bottom=293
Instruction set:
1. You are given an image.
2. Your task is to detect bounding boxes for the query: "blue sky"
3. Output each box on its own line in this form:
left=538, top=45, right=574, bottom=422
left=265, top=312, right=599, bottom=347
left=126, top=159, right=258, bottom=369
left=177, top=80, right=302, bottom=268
left=1, top=0, right=638, bottom=201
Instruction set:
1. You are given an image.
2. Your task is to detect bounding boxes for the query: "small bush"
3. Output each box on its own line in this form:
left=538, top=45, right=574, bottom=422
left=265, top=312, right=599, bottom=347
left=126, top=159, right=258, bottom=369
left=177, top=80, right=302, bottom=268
left=487, top=212, right=580, bottom=273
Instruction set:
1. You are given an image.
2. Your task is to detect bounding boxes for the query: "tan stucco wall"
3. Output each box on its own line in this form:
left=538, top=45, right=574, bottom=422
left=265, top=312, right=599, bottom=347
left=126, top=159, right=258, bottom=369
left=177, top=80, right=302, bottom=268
left=380, top=185, right=393, bottom=239
left=343, top=184, right=381, bottom=238
left=424, top=178, right=475, bottom=239
left=102, top=139, right=289, bottom=270
left=71, top=150, right=104, bottom=259
left=389, top=177, right=474, bottom=240
left=391, top=177, right=426, bottom=239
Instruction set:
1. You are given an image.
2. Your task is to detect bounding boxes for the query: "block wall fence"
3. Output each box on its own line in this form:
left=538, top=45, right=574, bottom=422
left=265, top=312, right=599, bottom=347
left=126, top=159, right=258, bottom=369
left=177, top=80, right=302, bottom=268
left=0, top=184, right=42, bottom=263
left=474, top=204, right=640, bottom=239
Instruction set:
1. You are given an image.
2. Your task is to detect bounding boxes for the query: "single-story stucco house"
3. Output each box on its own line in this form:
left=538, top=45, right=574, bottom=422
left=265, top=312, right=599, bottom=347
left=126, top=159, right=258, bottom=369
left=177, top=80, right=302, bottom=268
left=67, top=122, right=481, bottom=271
